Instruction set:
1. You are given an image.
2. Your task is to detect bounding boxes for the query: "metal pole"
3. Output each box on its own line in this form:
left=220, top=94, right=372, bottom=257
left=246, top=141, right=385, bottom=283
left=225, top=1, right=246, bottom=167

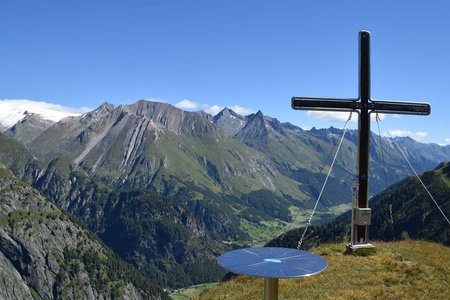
left=357, top=30, right=371, bottom=244
left=264, top=278, right=278, bottom=300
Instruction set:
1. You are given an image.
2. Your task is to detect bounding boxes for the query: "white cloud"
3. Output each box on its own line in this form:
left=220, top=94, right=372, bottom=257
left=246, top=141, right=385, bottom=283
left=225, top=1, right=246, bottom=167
left=306, top=111, right=387, bottom=123
left=172, top=97, right=255, bottom=116
left=0, top=99, right=92, bottom=127
left=204, top=105, right=223, bottom=115
left=143, top=98, right=168, bottom=104
left=175, top=99, right=199, bottom=109
left=387, top=129, right=428, bottom=141
left=228, top=105, right=255, bottom=115
left=202, top=104, right=255, bottom=116
left=443, top=138, right=450, bottom=145
left=174, top=100, right=255, bottom=116
left=306, top=111, right=356, bottom=122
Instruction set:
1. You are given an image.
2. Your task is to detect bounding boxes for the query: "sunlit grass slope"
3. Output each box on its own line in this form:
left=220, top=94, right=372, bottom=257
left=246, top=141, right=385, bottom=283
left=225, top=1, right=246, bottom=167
left=198, top=240, right=449, bottom=299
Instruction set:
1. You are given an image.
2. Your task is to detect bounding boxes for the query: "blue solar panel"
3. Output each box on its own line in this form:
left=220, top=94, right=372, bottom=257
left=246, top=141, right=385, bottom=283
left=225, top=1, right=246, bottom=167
left=217, top=247, right=328, bottom=278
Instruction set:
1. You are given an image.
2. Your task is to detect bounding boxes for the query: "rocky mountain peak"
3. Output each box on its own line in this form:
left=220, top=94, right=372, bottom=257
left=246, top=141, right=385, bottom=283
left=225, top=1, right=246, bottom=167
left=21, top=111, right=53, bottom=124
left=82, top=102, right=115, bottom=120
left=98, top=101, right=115, bottom=111
left=5, top=112, right=55, bottom=145
left=243, top=110, right=285, bottom=135
left=214, top=107, right=241, bottom=119
left=195, top=110, right=213, bottom=122
left=212, top=107, right=246, bottom=136
left=234, top=111, right=269, bottom=145
left=118, top=100, right=191, bottom=134
left=122, top=99, right=173, bottom=115
left=281, top=121, right=304, bottom=133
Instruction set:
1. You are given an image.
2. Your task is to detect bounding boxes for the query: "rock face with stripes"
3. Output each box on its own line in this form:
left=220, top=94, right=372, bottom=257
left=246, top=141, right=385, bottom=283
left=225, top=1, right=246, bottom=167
left=26, top=100, right=289, bottom=196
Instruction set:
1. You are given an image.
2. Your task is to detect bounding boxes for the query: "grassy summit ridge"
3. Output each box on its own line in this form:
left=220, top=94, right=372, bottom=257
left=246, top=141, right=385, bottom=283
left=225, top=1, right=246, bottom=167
left=199, top=240, right=450, bottom=300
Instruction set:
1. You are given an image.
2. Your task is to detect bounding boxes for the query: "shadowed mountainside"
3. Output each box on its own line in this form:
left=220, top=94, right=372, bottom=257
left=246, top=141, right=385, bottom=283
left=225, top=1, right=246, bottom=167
left=0, top=167, right=167, bottom=300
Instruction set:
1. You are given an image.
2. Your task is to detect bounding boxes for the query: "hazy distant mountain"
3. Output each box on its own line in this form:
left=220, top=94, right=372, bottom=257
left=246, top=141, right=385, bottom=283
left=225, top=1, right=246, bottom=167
left=0, top=166, right=166, bottom=299
left=230, top=109, right=450, bottom=208
left=5, top=111, right=55, bottom=144
left=0, top=123, right=6, bottom=132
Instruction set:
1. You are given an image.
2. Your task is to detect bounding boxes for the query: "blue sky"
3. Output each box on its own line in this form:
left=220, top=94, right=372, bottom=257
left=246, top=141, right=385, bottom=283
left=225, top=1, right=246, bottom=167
left=1, top=1, right=449, bottom=144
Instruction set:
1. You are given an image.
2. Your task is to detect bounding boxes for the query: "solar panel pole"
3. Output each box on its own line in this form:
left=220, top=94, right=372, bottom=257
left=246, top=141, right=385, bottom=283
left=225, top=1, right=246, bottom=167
left=264, top=278, right=278, bottom=300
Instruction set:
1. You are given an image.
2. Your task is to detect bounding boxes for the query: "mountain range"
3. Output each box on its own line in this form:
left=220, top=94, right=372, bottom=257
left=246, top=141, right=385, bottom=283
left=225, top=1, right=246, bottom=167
left=1, top=99, right=449, bottom=289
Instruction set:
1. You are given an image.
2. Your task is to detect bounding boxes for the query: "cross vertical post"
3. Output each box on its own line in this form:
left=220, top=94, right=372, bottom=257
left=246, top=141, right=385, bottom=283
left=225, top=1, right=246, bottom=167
left=357, top=31, right=371, bottom=245
left=291, top=31, right=430, bottom=250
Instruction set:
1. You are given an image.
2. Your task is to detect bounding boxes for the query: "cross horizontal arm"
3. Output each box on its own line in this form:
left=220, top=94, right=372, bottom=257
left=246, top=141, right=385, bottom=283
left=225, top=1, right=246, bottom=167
left=291, top=97, right=358, bottom=112
left=370, top=100, right=431, bottom=115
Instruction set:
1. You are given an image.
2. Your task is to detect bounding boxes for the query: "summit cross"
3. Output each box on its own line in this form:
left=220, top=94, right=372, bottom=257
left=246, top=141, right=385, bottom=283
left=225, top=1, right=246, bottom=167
left=291, top=31, right=430, bottom=250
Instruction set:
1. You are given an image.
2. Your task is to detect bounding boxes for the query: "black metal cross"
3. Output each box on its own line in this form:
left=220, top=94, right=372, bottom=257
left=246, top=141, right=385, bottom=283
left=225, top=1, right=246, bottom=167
left=291, top=31, right=430, bottom=250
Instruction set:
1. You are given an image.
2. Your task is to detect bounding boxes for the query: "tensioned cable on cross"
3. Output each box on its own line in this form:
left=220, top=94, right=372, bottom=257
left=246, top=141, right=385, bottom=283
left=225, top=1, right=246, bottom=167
left=294, top=112, right=353, bottom=249
left=376, top=114, right=390, bottom=192
left=280, top=120, right=346, bottom=242
left=379, top=118, right=450, bottom=226
left=376, top=114, right=394, bottom=229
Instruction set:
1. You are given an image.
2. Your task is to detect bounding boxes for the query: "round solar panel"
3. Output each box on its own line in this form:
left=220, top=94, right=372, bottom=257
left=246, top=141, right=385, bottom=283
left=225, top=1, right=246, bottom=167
left=217, top=247, right=328, bottom=278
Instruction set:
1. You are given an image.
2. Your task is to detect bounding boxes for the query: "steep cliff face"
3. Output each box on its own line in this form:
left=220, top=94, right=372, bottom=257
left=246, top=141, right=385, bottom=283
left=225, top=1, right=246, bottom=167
left=5, top=112, right=55, bottom=145
left=0, top=167, right=167, bottom=300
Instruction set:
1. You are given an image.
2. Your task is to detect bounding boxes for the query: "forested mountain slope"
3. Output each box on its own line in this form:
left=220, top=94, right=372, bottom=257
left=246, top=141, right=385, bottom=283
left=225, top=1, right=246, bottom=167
left=269, top=161, right=450, bottom=249
left=0, top=167, right=167, bottom=300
